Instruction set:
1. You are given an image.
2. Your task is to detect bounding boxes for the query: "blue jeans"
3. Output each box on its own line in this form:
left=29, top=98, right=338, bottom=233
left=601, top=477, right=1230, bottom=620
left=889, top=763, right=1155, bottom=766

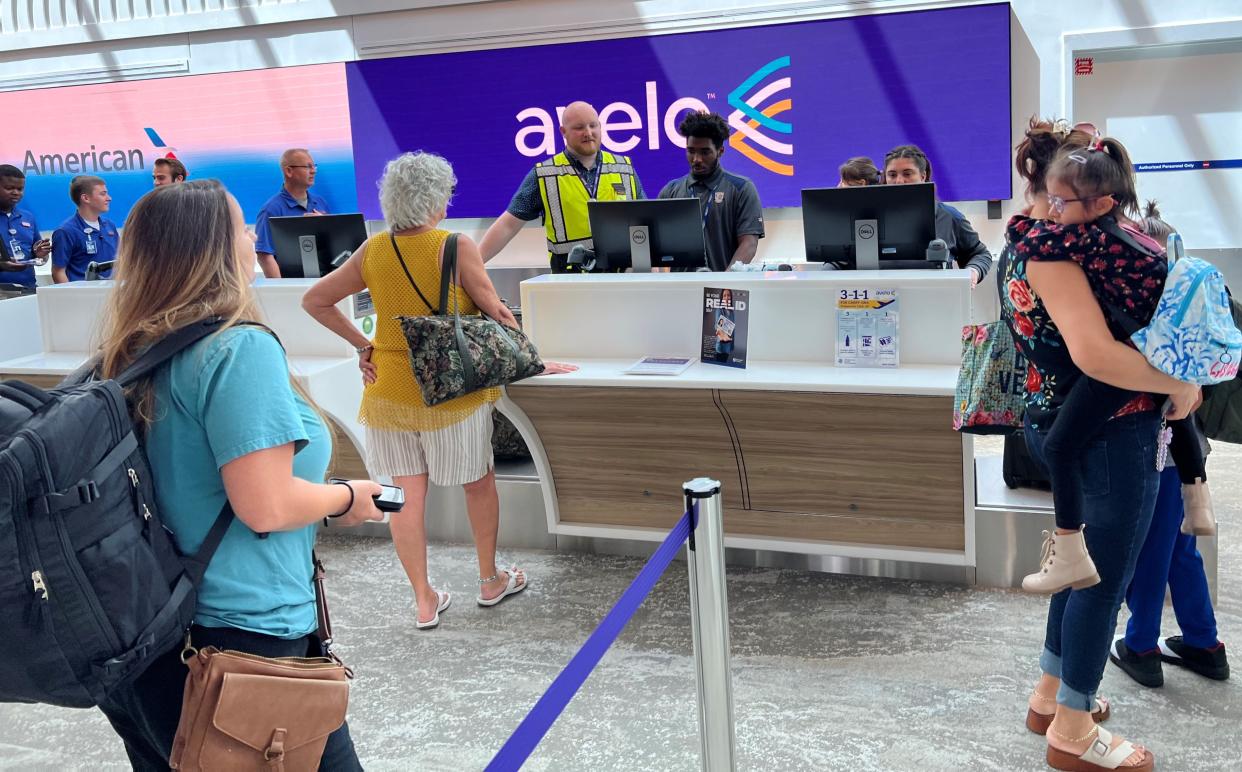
left=1124, top=465, right=1219, bottom=652
left=98, top=624, right=363, bottom=771
left=1025, top=410, right=1161, bottom=710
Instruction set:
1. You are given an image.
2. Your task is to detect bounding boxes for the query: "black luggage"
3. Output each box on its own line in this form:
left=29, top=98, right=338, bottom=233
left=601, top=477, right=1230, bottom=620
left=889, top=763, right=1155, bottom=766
left=1002, top=428, right=1051, bottom=490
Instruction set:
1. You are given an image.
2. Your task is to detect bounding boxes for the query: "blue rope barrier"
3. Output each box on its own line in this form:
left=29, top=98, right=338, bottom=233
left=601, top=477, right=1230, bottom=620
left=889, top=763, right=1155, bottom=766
left=485, top=506, right=698, bottom=772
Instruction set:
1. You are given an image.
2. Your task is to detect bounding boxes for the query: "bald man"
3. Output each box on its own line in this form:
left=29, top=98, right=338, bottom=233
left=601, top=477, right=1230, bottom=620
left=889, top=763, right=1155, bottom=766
left=253, top=148, right=330, bottom=278
left=479, top=101, right=645, bottom=273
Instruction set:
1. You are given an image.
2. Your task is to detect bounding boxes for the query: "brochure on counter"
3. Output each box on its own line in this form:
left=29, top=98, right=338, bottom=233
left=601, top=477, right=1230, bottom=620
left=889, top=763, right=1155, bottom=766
left=623, top=356, right=695, bottom=376
left=701, top=287, right=749, bottom=369
left=835, top=287, right=899, bottom=368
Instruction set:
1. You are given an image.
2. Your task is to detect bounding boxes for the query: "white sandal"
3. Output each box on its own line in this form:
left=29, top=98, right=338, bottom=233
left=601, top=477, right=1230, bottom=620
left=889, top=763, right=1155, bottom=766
left=1046, top=726, right=1154, bottom=771
left=476, top=568, right=527, bottom=607
left=416, top=591, right=451, bottom=630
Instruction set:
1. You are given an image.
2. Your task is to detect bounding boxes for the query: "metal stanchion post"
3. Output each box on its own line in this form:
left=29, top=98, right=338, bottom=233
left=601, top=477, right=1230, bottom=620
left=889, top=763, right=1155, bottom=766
left=683, top=477, right=736, bottom=772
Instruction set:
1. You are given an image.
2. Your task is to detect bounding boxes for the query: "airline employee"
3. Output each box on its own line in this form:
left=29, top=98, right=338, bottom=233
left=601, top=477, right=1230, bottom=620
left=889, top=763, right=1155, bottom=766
left=479, top=101, right=645, bottom=273
left=52, top=175, right=118, bottom=283
left=882, top=144, right=993, bottom=284
left=254, top=148, right=331, bottom=278
left=0, top=165, right=50, bottom=289
left=658, top=111, right=764, bottom=271
left=152, top=157, right=188, bottom=186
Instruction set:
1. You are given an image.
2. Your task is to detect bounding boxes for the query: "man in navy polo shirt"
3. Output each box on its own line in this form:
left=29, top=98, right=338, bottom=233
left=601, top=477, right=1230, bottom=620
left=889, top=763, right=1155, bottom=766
left=52, top=175, right=118, bottom=283
left=253, top=148, right=330, bottom=278
left=658, top=112, right=764, bottom=271
left=0, top=165, right=50, bottom=289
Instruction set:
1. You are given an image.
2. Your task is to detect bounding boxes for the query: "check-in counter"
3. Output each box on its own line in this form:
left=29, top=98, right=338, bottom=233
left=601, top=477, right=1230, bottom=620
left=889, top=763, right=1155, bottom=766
left=499, top=269, right=977, bottom=571
left=0, top=280, right=369, bottom=483
left=5, top=273, right=1208, bottom=590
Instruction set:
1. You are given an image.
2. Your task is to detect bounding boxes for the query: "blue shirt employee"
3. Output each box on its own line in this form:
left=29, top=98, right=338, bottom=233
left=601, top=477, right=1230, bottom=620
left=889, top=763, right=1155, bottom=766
left=0, top=165, right=50, bottom=288
left=254, top=148, right=330, bottom=278
left=52, top=175, right=118, bottom=283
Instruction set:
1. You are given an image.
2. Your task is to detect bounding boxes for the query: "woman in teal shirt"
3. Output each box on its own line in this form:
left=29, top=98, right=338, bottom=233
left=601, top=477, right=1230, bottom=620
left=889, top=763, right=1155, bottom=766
left=95, top=180, right=384, bottom=770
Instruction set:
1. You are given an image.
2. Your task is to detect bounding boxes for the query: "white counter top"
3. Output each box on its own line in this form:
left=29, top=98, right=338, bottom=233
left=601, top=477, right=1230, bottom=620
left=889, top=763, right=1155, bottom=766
left=0, top=351, right=352, bottom=380
left=517, top=357, right=958, bottom=395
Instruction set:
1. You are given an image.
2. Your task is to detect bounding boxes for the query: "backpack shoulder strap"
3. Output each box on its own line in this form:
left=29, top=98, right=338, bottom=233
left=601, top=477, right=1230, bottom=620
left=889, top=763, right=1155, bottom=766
left=181, top=502, right=236, bottom=585
left=112, top=318, right=276, bottom=388
left=1097, top=215, right=1162, bottom=259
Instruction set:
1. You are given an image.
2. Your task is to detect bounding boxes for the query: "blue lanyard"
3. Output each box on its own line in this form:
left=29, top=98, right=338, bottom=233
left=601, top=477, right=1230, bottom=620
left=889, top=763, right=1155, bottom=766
left=575, top=161, right=601, bottom=199
left=700, top=184, right=721, bottom=230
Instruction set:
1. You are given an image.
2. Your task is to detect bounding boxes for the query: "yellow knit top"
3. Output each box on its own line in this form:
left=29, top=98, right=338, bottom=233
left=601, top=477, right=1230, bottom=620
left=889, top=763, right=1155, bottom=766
left=358, top=229, right=499, bottom=432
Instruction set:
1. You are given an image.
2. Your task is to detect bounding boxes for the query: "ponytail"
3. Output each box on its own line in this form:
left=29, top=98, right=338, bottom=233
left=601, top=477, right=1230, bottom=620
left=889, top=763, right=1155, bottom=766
left=1048, top=136, right=1140, bottom=218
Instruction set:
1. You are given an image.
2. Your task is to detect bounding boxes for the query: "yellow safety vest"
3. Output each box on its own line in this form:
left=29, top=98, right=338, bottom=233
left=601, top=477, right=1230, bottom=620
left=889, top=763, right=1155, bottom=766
left=535, top=150, right=638, bottom=258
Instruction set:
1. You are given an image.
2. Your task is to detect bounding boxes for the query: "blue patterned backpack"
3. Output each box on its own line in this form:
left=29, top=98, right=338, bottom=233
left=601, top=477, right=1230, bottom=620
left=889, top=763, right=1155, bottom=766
left=1131, top=234, right=1241, bottom=385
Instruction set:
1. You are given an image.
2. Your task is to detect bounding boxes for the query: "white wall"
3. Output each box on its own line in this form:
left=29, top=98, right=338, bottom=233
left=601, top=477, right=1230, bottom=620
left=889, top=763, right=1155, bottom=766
left=1074, top=42, right=1242, bottom=251
left=4, top=0, right=1241, bottom=271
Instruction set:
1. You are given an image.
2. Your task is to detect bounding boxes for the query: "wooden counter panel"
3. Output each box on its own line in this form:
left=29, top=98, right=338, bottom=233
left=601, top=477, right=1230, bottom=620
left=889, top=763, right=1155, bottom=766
left=324, top=417, right=369, bottom=481
left=720, top=391, right=964, bottom=547
left=1, top=371, right=370, bottom=483
left=506, top=385, right=745, bottom=528
left=0, top=372, right=63, bottom=389
left=725, top=509, right=962, bottom=551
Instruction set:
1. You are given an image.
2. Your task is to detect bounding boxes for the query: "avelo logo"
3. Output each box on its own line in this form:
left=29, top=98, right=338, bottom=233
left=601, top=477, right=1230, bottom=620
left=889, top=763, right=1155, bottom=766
left=514, top=83, right=708, bottom=157
left=512, top=57, right=793, bottom=176
left=727, top=56, right=793, bottom=176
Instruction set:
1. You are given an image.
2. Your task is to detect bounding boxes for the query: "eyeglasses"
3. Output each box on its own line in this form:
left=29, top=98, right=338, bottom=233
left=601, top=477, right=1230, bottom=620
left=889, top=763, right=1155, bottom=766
left=286, top=164, right=317, bottom=170
left=1047, top=193, right=1112, bottom=215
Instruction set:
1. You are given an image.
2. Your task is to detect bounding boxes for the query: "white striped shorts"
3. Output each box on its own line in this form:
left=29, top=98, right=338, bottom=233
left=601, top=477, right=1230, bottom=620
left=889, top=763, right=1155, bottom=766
left=364, top=403, right=495, bottom=486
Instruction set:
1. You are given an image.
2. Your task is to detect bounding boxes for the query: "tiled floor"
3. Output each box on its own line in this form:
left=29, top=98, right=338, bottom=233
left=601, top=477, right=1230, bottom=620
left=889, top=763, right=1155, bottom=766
left=1, top=445, right=1237, bottom=771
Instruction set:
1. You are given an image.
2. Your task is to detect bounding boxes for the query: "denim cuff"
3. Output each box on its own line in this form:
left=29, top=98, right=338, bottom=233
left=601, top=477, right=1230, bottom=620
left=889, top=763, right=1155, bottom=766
left=1040, top=647, right=1062, bottom=679
left=1056, top=679, right=1095, bottom=712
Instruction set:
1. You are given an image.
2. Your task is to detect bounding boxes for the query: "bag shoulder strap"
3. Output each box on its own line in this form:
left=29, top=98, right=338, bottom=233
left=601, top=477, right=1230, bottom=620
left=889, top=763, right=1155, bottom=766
left=439, top=233, right=460, bottom=318
left=391, top=231, right=441, bottom=315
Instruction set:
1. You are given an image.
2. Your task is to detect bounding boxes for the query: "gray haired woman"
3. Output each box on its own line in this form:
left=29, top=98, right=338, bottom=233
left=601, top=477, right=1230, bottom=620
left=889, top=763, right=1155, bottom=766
left=304, top=151, right=574, bottom=629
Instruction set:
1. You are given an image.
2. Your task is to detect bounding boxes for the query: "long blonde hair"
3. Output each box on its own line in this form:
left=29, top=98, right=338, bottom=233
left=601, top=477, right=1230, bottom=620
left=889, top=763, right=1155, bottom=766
left=98, top=179, right=264, bottom=423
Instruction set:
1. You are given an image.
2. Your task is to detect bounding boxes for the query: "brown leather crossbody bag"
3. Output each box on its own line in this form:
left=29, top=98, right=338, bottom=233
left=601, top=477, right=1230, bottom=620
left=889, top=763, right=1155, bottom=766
left=169, top=554, right=351, bottom=771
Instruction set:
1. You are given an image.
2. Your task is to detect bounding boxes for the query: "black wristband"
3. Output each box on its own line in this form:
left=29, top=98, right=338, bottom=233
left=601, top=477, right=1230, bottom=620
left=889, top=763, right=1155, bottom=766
left=328, top=481, right=354, bottom=518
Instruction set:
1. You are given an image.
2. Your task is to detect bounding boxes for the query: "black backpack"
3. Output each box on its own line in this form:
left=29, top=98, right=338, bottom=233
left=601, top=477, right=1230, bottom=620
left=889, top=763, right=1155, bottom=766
left=1198, top=292, right=1242, bottom=445
left=0, top=318, right=238, bottom=708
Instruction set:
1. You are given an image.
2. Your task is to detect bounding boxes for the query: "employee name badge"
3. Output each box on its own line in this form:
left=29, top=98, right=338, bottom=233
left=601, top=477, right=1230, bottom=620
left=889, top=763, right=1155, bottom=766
left=8, top=239, right=25, bottom=261
left=835, top=287, right=898, bottom=368
left=84, top=230, right=97, bottom=255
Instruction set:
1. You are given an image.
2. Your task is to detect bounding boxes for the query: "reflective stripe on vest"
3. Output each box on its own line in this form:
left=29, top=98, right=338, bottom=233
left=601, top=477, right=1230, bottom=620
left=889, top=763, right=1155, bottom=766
left=536, top=151, right=638, bottom=256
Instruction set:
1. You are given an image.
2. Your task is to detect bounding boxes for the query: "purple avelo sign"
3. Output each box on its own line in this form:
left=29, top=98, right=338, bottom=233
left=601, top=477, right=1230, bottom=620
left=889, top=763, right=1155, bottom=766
left=345, top=3, right=1012, bottom=219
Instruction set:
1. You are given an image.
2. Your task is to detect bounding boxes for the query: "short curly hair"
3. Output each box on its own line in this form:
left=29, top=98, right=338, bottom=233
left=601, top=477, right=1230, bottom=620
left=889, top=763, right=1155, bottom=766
left=378, top=152, right=456, bottom=230
left=677, top=111, right=730, bottom=149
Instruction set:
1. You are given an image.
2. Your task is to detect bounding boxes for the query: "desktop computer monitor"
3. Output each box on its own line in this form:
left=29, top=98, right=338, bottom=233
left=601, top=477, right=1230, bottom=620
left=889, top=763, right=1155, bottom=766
left=587, top=199, right=707, bottom=271
left=269, top=213, right=368, bottom=278
left=801, top=183, right=939, bottom=269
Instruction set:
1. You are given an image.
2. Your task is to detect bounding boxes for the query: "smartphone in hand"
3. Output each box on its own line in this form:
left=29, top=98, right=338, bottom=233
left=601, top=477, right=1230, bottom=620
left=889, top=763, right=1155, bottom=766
left=328, top=479, right=405, bottom=513
left=373, top=484, right=405, bottom=512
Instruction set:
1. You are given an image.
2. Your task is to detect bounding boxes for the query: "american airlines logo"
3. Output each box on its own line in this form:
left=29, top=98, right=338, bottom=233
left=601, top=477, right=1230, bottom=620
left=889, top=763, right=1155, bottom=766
left=19, top=126, right=176, bottom=176
left=513, top=57, right=793, bottom=174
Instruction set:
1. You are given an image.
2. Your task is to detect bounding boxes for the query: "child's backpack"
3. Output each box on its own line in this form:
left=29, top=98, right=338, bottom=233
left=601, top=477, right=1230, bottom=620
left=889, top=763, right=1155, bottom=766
left=0, top=318, right=236, bottom=707
left=1131, top=233, right=1241, bottom=385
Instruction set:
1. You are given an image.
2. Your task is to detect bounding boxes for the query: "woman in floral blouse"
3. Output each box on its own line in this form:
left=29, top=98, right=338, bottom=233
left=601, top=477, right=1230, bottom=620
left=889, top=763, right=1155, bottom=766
left=1000, top=125, right=1200, bottom=772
